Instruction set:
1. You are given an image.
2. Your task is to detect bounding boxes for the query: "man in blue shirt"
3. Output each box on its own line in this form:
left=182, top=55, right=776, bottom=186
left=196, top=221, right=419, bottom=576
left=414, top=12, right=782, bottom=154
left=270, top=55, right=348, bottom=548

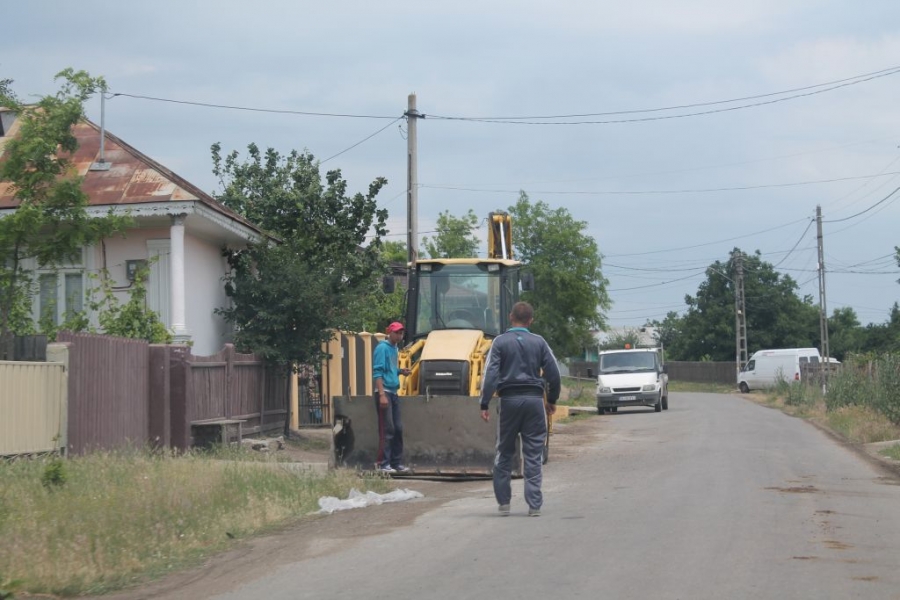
left=373, top=321, right=411, bottom=473
left=480, top=302, right=561, bottom=516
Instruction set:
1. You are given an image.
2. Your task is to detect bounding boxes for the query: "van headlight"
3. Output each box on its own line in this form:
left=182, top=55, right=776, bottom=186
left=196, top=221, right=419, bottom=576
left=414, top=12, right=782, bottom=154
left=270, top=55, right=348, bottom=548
left=598, top=386, right=611, bottom=394
left=642, top=384, right=657, bottom=392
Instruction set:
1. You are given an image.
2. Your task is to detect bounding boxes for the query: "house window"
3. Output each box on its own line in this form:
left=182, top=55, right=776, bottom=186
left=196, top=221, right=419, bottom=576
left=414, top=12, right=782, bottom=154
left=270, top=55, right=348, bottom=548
left=38, top=271, right=85, bottom=325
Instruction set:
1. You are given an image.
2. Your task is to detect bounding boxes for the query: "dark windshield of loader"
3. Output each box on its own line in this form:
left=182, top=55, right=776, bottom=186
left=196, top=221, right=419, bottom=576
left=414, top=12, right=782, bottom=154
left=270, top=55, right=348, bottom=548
left=414, top=263, right=503, bottom=337
left=599, top=351, right=658, bottom=374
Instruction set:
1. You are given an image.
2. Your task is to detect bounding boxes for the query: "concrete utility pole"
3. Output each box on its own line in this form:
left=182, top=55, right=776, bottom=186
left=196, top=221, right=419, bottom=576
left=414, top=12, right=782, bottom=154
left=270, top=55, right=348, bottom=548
left=733, top=249, right=748, bottom=383
left=405, top=93, right=422, bottom=277
left=816, top=205, right=830, bottom=384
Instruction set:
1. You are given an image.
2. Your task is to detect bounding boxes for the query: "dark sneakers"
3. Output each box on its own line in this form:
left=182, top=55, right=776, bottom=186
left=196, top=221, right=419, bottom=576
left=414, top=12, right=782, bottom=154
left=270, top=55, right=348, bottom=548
left=528, top=508, right=541, bottom=517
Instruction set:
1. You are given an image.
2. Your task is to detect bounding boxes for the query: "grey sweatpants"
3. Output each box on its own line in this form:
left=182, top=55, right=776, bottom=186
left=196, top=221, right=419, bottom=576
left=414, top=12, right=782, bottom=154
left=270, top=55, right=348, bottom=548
left=492, top=394, right=548, bottom=510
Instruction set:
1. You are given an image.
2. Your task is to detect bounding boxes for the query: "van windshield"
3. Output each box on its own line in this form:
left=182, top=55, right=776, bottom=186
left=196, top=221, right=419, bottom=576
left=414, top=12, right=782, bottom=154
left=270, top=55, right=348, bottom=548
left=599, top=352, right=658, bottom=374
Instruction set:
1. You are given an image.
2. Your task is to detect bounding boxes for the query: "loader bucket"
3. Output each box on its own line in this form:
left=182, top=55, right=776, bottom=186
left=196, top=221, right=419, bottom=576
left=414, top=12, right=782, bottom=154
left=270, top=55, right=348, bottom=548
left=331, top=394, right=514, bottom=479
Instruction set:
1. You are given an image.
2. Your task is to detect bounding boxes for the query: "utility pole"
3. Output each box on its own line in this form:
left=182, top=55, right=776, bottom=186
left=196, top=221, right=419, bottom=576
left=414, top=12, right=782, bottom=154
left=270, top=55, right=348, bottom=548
left=733, top=249, right=748, bottom=383
left=816, top=205, right=830, bottom=389
left=405, top=93, right=422, bottom=281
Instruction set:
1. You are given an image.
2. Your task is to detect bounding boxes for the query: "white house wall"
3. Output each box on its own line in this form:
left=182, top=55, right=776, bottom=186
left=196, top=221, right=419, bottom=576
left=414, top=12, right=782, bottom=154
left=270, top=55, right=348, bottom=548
left=95, top=228, right=231, bottom=355
left=185, top=233, right=231, bottom=356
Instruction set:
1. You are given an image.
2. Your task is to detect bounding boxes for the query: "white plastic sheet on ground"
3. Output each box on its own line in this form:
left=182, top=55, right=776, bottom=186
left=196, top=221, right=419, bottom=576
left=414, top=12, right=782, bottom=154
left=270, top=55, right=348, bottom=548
left=317, top=488, right=424, bottom=514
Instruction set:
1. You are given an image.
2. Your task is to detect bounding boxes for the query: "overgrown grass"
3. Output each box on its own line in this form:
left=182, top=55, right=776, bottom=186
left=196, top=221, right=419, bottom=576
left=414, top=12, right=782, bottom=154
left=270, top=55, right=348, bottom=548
left=757, top=356, right=900, bottom=446
left=0, top=449, right=392, bottom=597
left=560, top=377, right=595, bottom=407
left=668, top=381, right=736, bottom=394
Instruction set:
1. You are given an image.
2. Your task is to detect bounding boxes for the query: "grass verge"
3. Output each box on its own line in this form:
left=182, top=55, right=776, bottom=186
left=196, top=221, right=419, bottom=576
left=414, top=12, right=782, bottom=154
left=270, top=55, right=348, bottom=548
left=750, top=383, right=900, bottom=446
left=0, top=449, right=392, bottom=597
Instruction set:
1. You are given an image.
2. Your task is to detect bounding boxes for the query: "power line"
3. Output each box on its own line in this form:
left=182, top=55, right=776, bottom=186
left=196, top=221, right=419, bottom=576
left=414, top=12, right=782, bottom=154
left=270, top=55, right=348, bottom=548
left=420, top=171, right=900, bottom=197
left=427, top=66, right=900, bottom=124
left=823, top=187, right=900, bottom=223
left=772, top=218, right=815, bottom=268
left=110, top=92, right=399, bottom=119
left=321, top=117, right=404, bottom=164
left=605, top=218, right=810, bottom=258
left=110, top=64, right=900, bottom=126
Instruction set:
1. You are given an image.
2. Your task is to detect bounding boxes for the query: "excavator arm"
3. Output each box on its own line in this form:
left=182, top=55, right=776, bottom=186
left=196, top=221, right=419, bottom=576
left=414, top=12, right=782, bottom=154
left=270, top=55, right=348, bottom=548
left=488, top=211, right=513, bottom=260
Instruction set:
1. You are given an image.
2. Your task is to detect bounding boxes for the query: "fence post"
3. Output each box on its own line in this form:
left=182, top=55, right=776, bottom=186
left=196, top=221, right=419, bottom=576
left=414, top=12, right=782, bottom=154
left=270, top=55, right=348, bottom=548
left=149, top=345, right=171, bottom=449
left=169, top=345, right=192, bottom=451
left=224, top=344, right=234, bottom=420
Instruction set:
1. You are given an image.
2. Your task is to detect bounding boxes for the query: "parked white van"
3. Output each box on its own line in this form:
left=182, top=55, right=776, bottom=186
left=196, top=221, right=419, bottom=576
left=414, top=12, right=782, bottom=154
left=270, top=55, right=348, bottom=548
left=738, top=348, right=821, bottom=392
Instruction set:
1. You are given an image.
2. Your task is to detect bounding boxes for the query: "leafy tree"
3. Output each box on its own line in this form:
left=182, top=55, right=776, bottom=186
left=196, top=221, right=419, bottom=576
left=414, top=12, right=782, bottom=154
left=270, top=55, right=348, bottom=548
left=211, top=142, right=388, bottom=367
left=0, top=69, right=128, bottom=355
left=381, top=240, right=408, bottom=264
left=827, top=306, right=866, bottom=361
left=670, top=249, right=819, bottom=361
left=345, top=239, right=409, bottom=333
left=421, top=209, right=479, bottom=258
left=648, top=311, right=683, bottom=357
left=508, top=191, right=610, bottom=358
left=862, top=302, right=900, bottom=354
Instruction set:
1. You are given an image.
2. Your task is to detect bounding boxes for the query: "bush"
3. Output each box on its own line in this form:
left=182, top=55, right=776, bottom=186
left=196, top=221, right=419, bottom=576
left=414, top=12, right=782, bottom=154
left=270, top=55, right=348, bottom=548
left=775, top=377, right=813, bottom=407
left=40, top=457, right=66, bottom=490
left=871, top=354, right=900, bottom=425
left=824, top=354, right=900, bottom=425
left=824, top=365, right=870, bottom=411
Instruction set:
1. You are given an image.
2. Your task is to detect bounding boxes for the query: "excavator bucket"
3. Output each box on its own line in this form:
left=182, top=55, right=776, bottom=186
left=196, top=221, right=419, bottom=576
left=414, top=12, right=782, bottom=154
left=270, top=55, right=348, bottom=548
left=331, top=394, right=516, bottom=479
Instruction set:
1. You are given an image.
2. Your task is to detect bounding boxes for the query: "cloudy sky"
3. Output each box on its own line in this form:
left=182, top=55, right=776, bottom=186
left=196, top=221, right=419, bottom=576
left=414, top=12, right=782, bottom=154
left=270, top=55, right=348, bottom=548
left=3, top=1, right=899, bottom=331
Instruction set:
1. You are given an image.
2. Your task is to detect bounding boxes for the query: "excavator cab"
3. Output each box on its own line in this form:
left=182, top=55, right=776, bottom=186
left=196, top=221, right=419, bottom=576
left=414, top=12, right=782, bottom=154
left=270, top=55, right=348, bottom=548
left=407, top=260, right=520, bottom=338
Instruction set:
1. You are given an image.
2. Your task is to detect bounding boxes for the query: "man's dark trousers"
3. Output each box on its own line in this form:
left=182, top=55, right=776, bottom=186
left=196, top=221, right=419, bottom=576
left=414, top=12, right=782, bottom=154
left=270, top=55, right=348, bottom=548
left=374, top=391, right=404, bottom=469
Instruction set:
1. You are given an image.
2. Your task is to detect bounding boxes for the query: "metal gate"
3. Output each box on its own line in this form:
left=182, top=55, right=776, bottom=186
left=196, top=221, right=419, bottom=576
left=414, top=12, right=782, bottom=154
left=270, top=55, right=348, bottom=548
left=297, top=369, right=331, bottom=427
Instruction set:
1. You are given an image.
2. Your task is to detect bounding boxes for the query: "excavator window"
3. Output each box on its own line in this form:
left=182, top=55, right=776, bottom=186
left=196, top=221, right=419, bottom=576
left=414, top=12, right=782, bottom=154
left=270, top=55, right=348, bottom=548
left=413, top=263, right=505, bottom=337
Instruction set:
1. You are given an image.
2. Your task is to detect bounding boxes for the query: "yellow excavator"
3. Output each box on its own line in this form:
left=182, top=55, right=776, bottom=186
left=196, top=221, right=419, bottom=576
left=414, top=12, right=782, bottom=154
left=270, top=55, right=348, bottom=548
left=329, top=211, right=545, bottom=478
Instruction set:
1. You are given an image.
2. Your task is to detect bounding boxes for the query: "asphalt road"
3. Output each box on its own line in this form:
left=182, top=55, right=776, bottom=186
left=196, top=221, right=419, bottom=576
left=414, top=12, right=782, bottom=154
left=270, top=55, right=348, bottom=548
left=180, top=393, right=900, bottom=599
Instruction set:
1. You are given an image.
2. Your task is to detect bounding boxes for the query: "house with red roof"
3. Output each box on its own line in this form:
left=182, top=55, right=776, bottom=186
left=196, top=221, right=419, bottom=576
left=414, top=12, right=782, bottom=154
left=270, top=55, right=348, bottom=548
left=0, top=110, right=266, bottom=355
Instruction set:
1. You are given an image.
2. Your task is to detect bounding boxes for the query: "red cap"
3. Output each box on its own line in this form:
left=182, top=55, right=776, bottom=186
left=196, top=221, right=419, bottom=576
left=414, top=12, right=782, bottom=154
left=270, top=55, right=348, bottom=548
left=386, top=322, right=405, bottom=333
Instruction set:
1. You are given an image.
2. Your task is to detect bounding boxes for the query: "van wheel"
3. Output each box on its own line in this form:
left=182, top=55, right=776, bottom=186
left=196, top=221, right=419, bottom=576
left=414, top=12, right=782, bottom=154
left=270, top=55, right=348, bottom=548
left=597, top=405, right=606, bottom=415
left=662, top=396, right=669, bottom=410
left=739, top=382, right=750, bottom=394
left=654, top=398, right=662, bottom=412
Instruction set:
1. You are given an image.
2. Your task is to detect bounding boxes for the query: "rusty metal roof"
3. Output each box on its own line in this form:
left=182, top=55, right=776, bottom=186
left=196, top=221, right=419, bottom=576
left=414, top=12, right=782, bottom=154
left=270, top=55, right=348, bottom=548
left=0, top=116, right=265, bottom=237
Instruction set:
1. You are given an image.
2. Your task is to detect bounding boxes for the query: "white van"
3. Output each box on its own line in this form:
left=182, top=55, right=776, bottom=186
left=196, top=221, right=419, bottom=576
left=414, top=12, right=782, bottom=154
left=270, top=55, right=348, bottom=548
left=738, top=348, right=821, bottom=392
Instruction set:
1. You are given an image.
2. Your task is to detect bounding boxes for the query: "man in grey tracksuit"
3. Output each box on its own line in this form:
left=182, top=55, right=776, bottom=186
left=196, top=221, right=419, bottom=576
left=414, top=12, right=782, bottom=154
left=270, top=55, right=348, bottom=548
left=480, top=301, right=561, bottom=517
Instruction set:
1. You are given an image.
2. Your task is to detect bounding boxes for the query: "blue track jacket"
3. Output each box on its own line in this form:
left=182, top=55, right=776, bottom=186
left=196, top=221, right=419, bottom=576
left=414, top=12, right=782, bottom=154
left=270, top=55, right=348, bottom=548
left=373, top=339, right=401, bottom=393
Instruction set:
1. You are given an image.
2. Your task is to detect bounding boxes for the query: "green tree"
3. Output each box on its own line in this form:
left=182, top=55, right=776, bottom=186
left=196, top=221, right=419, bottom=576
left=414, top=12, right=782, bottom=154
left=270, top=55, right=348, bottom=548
left=0, top=70, right=128, bottom=354
left=421, top=209, right=479, bottom=258
left=649, top=311, right=683, bottom=358
left=827, top=306, right=865, bottom=361
left=671, top=249, right=819, bottom=361
left=862, top=302, right=900, bottom=354
left=508, top=191, right=610, bottom=358
left=381, top=240, right=408, bottom=264
left=211, top=142, right=388, bottom=367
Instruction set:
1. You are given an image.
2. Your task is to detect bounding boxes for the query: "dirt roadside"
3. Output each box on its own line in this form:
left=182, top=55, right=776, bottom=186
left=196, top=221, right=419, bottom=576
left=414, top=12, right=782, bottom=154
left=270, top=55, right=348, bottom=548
left=80, top=418, right=597, bottom=600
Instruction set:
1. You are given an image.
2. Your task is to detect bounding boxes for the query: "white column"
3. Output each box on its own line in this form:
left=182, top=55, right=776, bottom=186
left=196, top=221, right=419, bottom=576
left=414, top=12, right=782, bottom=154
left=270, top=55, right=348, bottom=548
left=170, top=214, right=191, bottom=344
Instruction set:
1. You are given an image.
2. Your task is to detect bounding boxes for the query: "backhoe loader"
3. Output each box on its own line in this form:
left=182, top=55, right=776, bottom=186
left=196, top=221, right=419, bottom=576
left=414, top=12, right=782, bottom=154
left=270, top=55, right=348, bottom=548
left=328, top=211, right=548, bottom=478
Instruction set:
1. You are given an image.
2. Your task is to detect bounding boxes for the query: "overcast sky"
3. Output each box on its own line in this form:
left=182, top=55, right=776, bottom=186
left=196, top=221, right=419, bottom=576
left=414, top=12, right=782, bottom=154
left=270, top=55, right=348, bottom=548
left=3, top=1, right=899, bottom=332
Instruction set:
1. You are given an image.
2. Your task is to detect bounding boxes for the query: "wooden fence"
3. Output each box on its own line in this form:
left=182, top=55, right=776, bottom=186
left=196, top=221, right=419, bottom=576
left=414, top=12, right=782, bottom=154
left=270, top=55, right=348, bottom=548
left=568, top=359, right=738, bottom=385
left=3, top=333, right=289, bottom=456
